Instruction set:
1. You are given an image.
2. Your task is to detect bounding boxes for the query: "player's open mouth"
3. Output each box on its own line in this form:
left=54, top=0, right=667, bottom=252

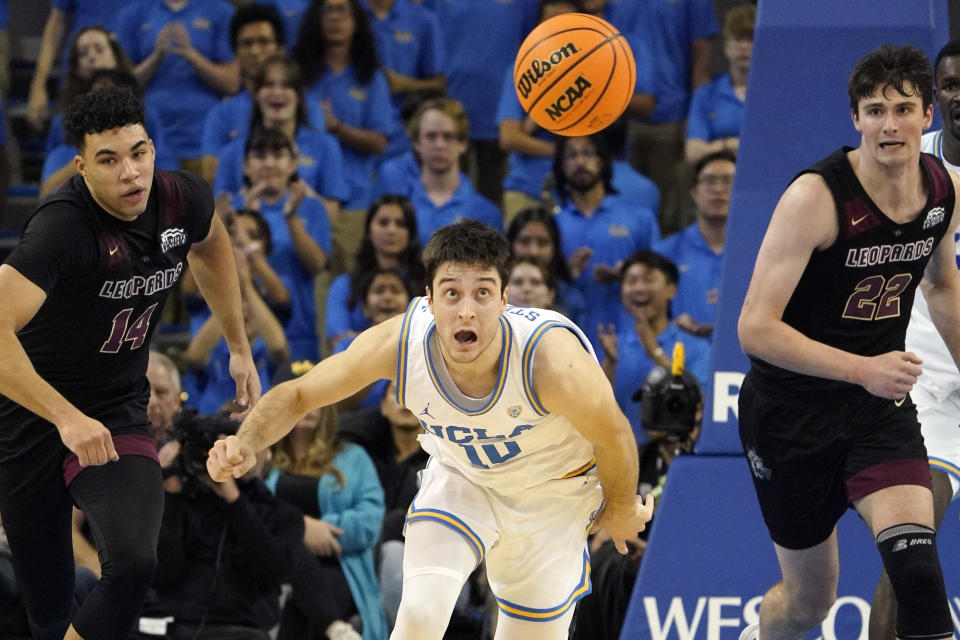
left=879, top=141, right=904, bottom=149
left=454, top=330, right=478, bottom=345
left=122, top=187, right=144, bottom=202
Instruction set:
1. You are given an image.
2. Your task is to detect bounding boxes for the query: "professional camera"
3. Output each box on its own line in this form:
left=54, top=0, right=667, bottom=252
left=165, top=409, right=238, bottom=494
left=632, top=343, right=703, bottom=442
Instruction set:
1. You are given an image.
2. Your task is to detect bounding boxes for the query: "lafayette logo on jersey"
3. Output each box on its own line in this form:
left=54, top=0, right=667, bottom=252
left=923, top=206, right=945, bottom=229
left=160, top=228, right=187, bottom=253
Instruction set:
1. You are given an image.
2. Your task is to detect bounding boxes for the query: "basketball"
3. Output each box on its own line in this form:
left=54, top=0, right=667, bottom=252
left=513, top=13, right=636, bottom=137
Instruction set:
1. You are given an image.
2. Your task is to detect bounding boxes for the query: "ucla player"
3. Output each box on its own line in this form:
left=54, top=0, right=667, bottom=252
left=869, top=39, right=960, bottom=640
left=208, top=220, right=653, bottom=639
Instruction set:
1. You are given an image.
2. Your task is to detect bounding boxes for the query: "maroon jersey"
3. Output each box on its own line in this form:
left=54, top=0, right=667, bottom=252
left=750, top=147, right=955, bottom=396
left=0, top=171, right=214, bottom=451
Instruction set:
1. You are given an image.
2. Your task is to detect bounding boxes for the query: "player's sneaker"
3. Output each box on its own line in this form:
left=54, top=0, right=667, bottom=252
left=738, top=623, right=759, bottom=640
left=328, top=620, right=363, bottom=640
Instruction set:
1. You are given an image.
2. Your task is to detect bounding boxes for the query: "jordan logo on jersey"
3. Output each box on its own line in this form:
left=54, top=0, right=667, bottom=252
left=160, top=228, right=187, bottom=253
left=419, top=403, right=436, bottom=420
left=923, top=206, right=946, bottom=229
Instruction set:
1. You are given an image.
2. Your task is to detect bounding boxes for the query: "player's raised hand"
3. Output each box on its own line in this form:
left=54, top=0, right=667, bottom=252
left=56, top=414, right=119, bottom=467
left=596, top=493, right=655, bottom=554
left=858, top=351, right=922, bottom=399
left=207, top=435, right=256, bottom=482
left=229, top=351, right=262, bottom=419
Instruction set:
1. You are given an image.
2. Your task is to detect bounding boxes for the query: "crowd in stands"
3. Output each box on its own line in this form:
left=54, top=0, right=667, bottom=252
left=0, top=0, right=754, bottom=637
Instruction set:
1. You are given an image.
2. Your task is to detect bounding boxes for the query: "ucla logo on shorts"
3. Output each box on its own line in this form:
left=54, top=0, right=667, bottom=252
left=507, top=405, right=522, bottom=418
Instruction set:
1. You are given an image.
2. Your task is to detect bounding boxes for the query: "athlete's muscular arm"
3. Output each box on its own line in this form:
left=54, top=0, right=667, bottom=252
left=0, top=265, right=118, bottom=466
left=207, top=313, right=402, bottom=481
left=533, top=328, right=653, bottom=554
left=920, top=172, right=960, bottom=371
left=188, top=213, right=261, bottom=412
left=738, top=173, right=922, bottom=399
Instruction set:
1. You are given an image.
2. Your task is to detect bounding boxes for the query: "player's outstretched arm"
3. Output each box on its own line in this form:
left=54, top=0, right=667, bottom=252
left=207, top=314, right=403, bottom=481
left=532, top=328, right=652, bottom=554
left=0, top=265, right=118, bottom=465
left=922, top=171, right=960, bottom=372
left=188, top=213, right=260, bottom=412
left=738, top=174, right=920, bottom=398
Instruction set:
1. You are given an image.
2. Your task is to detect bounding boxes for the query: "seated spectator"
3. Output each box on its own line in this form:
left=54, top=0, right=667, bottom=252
left=201, top=3, right=286, bottom=181
left=26, top=0, right=129, bottom=129
left=506, top=207, right=585, bottom=324
left=654, top=150, right=735, bottom=337
left=182, top=255, right=289, bottom=415
left=147, top=351, right=184, bottom=445
left=132, top=412, right=304, bottom=640
left=235, top=126, right=333, bottom=360
left=684, top=4, right=754, bottom=163
left=179, top=204, right=293, bottom=336
left=373, top=90, right=466, bottom=201
left=325, top=194, right=425, bottom=352
left=115, top=0, right=240, bottom=169
left=387, top=97, right=501, bottom=245
left=44, top=26, right=132, bottom=152
left=332, top=267, right=412, bottom=412
left=553, top=134, right=660, bottom=352
left=214, top=55, right=348, bottom=219
left=506, top=256, right=555, bottom=310
left=266, top=385, right=388, bottom=640
left=41, top=68, right=177, bottom=196
left=338, top=379, right=427, bottom=630
left=597, top=250, right=710, bottom=439
left=295, top=0, right=394, bottom=211
left=571, top=354, right=703, bottom=640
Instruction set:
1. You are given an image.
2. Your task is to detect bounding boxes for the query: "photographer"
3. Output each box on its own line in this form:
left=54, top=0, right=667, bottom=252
left=572, top=344, right=703, bottom=640
left=131, top=410, right=304, bottom=640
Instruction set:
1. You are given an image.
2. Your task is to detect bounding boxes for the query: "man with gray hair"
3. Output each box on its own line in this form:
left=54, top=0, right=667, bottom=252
left=147, top=351, right=182, bottom=444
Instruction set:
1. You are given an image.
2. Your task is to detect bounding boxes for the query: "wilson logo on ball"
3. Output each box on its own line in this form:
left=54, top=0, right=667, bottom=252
left=516, top=42, right=580, bottom=100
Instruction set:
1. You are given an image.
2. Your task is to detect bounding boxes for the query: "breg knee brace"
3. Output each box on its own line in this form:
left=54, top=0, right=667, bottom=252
left=876, top=523, right=953, bottom=640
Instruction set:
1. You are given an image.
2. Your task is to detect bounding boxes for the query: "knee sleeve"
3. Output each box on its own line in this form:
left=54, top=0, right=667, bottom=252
left=876, top=524, right=952, bottom=640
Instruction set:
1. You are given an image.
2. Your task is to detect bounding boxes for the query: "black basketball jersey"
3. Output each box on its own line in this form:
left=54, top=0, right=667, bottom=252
left=0, top=170, right=214, bottom=439
left=750, top=147, right=955, bottom=395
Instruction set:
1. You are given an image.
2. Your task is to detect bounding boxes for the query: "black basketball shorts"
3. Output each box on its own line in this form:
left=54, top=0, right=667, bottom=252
left=738, top=371, right=931, bottom=550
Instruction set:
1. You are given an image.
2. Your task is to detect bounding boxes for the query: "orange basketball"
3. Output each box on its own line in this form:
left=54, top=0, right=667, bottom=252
left=514, top=13, right=635, bottom=137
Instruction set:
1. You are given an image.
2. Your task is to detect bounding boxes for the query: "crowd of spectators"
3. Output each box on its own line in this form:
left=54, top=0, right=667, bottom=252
left=0, top=0, right=754, bottom=637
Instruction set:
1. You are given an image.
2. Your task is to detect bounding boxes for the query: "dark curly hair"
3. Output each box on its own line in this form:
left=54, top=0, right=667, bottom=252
left=293, top=0, right=380, bottom=87
left=423, top=220, right=511, bottom=293
left=552, top=133, right=617, bottom=207
left=64, top=86, right=146, bottom=153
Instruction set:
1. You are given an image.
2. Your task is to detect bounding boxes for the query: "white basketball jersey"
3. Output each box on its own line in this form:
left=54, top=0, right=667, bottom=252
left=396, top=297, right=597, bottom=494
left=909, top=132, right=960, bottom=401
